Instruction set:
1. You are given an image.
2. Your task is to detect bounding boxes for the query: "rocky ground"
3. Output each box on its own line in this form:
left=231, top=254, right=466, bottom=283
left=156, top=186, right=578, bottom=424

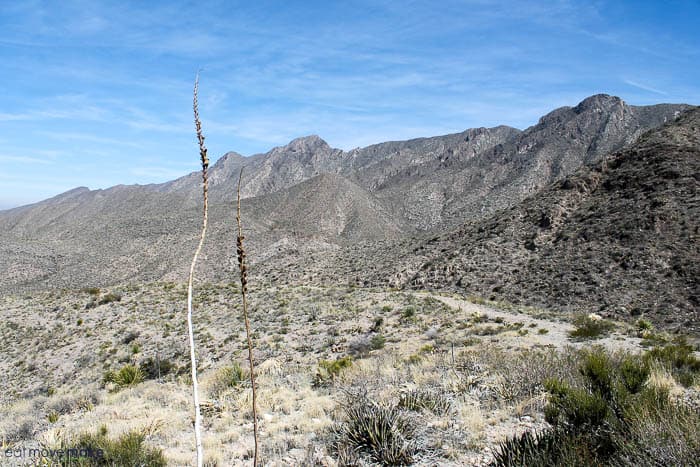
left=1, top=282, right=696, bottom=465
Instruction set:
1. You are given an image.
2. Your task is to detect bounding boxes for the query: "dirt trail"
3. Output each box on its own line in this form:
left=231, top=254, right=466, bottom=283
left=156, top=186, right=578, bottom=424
left=425, top=293, right=646, bottom=353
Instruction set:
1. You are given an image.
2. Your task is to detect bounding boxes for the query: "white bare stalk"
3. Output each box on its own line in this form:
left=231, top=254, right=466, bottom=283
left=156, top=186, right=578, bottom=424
left=188, top=72, right=209, bottom=467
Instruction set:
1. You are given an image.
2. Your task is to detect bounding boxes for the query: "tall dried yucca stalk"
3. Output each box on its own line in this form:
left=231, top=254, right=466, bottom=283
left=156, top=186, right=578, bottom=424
left=236, top=168, right=260, bottom=465
left=187, top=72, right=208, bottom=467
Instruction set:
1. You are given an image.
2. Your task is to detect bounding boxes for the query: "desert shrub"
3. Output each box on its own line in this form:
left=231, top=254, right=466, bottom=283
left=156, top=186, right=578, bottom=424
left=46, top=392, right=96, bottom=415
left=619, top=355, right=650, bottom=394
left=98, top=293, right=122, bottom=305
left=348, top=334, right=385, bottom=357
left=121, top=331, right=139, bottom=344
left=463, top=346, right=582, bottom=404
left=579, top=349, right=615, bottom=400
left=401, top=306, right=417, bottom=322
left=103, top=364, right=143, bottom=390
left=139, top=357, right=176, bottom=380
left=208, top=363, right=247, bottom=398
left=636, top=318, right=653, bottom=332
left=615, top=387, right=700, bottom=466
left=331, top=399, right=416, bottom=465
left=569, top=313, right=615, bottom=339
left=5, top=417, right=35, bottom=441
left=313, top=357, right=353, bottom=387
left=370, top=333, right=386, bottom=350
left=544, top=378, right=612, bottom=430
left=494, top=343, right=699, bottom=466
left=398, top=389, right=450, bottom=415
left=60, top=427, right=166, bottom=466
left=644, top=337, right=700, bottom=387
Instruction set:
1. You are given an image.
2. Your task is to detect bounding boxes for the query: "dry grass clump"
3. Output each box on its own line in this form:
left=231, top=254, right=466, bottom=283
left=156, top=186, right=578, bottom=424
left=207, top=362, right=248, bottom=399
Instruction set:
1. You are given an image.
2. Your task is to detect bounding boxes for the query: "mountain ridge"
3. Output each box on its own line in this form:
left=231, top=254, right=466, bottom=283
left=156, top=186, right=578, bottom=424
left=0, top=95, right=695, bottom=333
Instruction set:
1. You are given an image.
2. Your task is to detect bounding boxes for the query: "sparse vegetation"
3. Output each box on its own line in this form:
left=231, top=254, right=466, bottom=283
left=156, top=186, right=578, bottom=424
left=398, top=389, right=450, bottom=415
left=313, top=356, right=353, bottom=387
left=494, top=345, right=700, bottom=466
left=331, top=398, right=417, bottom=465
left=644, top=337, right=700, bottom=387
left=103, top=364, right=144, bottom=389
left=58, top=426, right=166, bottom=466
left=1, top=283, right=698, bottom=465
left=569, top=313, right=615, bottom=339
left=209, top=362, right=248, bottom=398
left=98, top=293, right=122, bottom=305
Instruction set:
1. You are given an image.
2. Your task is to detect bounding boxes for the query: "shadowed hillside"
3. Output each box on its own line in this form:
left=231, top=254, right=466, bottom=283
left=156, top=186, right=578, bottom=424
left=398, top=107, right=700, bottom=331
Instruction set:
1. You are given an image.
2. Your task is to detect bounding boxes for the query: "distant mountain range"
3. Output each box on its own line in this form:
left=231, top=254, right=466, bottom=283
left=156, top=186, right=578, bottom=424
left=0, top=94, right=696, bottom=330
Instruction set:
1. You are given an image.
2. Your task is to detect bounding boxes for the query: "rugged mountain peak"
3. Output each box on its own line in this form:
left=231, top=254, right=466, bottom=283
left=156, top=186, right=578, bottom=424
left=282, top=135, right=330, bottom=152
left=214, top=151, right=245, bottom=165
left=535, top=94, right=625, bottom=127
left=574, top=93, right=624, bottom=113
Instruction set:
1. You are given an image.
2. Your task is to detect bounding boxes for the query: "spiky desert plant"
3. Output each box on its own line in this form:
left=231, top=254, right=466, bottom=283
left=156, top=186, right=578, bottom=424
left=187, top=72, right=209, bottom=467
left=236, top=168, right=260, bottom=465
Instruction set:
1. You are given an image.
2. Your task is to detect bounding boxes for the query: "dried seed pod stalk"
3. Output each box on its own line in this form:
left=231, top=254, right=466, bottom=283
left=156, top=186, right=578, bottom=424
left=187, top=72, right=208, bottom=467
left=236, top=168, right=259, bottom=465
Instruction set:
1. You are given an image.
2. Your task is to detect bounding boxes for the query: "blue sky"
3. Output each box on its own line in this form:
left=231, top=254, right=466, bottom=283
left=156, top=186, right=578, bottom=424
left=1, top=0, right=699, bottom=209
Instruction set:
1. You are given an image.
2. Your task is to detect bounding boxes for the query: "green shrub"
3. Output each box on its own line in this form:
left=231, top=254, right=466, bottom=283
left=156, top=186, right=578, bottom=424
left=619, top=355, right=650, bottom=394
left=544, top=378, right=611, bottom=429
left=104, top=364, right=143, bottom=390
left=644, top=337, right=700, bottom=387
left=370, top=334, right=386, bottom=350
left=313, top=356, right=353, bottom=387
left=401, top=306, right=416, bottom=321
left=331, top=399, right=416, bottom=465
left=370, top=317, right=384, bottom=332
left=500, top=345, right=694, bottom=466
left=60, top=427, right=166, bottom=466
left=636, top=318, right=653, bottom=331
left=569, top=314, right=615, bottom=339
left=209, top=362, right=248, bottom=398
left=579, top=349, right=614, bottom=400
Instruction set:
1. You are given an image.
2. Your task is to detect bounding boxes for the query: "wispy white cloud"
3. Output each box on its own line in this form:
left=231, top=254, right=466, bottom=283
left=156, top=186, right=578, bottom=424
left=623, top=79, right=668, bottom=96
left=0, top=154, right=54, bottom=165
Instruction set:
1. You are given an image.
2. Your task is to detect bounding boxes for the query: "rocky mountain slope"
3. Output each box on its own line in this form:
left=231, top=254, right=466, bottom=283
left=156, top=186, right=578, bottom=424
left=394, top=107, right=699, bottom=331
left=0, top=96, right=692, bottom=311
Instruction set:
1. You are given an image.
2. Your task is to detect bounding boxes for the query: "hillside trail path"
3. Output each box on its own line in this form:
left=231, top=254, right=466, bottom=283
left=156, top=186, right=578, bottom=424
left=421, top=293, right=646, bottom=354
